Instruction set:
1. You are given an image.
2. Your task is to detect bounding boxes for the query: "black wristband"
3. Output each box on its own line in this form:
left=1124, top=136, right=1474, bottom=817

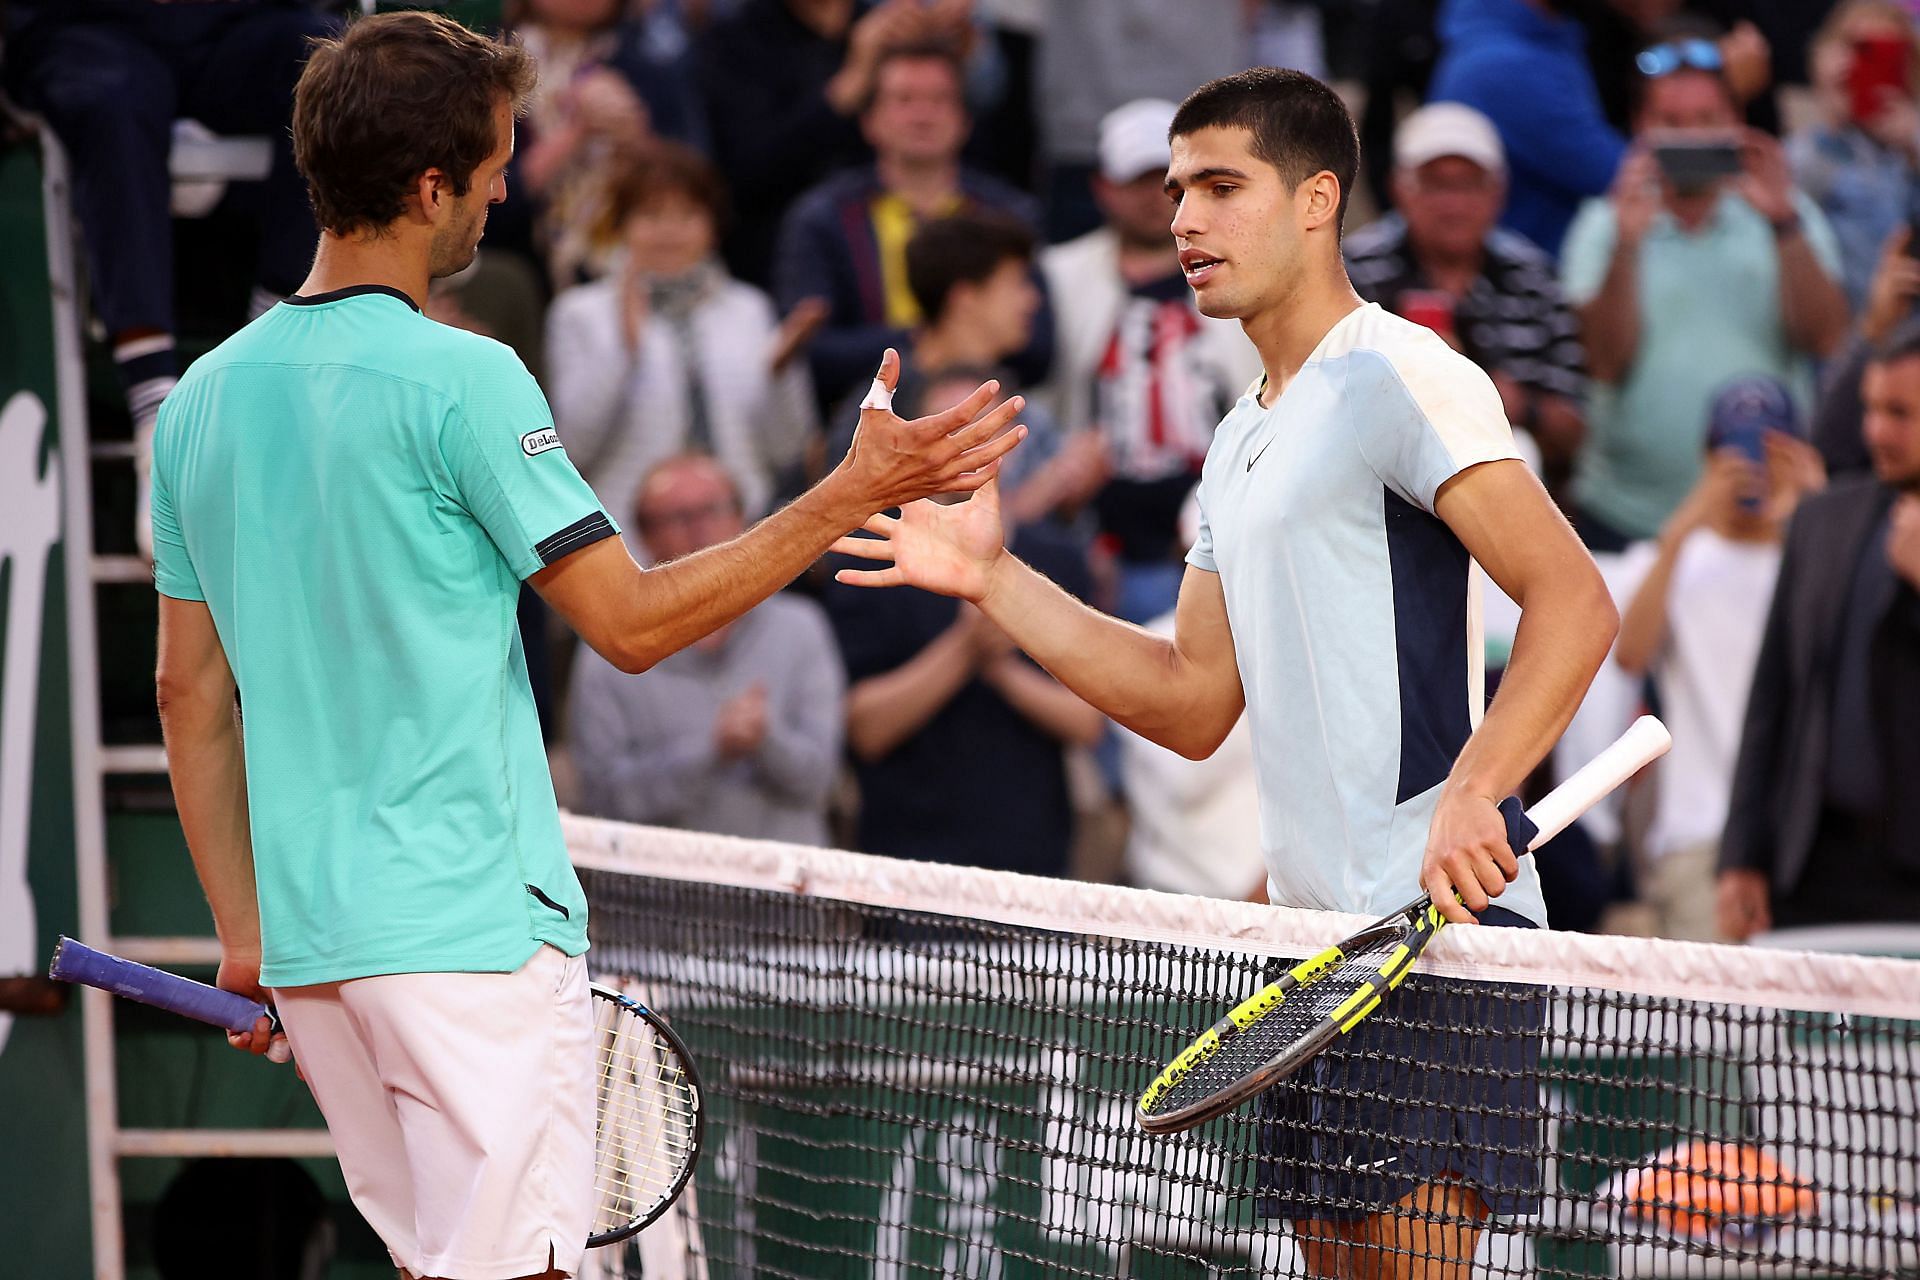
left=1771, top=213, right=1803, bottom=239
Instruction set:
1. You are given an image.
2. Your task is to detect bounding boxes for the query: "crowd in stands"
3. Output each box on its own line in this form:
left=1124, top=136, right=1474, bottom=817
left=10, top=0, right=1919, bottom=947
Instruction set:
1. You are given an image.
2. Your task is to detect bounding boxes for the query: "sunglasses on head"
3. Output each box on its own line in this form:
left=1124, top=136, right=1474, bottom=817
left=1637, top=38, right=1725, bottom=79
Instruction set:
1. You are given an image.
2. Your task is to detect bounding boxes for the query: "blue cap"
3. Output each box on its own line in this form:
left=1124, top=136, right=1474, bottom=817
left=1706, top=375, right=1800, bottom=450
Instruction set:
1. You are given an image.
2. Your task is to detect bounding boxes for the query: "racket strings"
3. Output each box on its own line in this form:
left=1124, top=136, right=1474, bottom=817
left=1146, top=937, right=1404, bottom=1118
left=592, top=997, right=699, bottom=1235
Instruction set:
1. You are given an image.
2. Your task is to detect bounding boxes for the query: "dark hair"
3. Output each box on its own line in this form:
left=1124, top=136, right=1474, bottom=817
left=293, top=11, right=537, bottom=236
left=905, top=212, right=1034, bottom=320
left=1872, top=316, right=1920, bottom=367
left=1169, top=67, right=1361, bottom=236
left=604, top=141, right=730, bottom=234
left=865, top=40, right=967, bottom=111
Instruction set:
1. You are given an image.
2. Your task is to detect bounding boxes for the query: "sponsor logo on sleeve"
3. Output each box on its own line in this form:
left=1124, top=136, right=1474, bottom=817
left=521, top=428, right=563, bottom=457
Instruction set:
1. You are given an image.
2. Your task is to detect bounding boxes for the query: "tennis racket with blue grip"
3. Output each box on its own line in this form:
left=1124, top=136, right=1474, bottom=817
left=49, top=938, right=703, bottom=1245
left=49, top=936, right=292, bottom=1061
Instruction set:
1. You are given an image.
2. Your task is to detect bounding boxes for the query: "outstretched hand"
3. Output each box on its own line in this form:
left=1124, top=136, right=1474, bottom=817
left=830, top=476, right=1009, bottom=602
left=833, top=349, right=1028, bottom=517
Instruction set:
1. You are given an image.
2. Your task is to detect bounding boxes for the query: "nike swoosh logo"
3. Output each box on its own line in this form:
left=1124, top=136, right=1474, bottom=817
left=1247, top=438, right=1274, bottom=471
left=1343, top=1155, right=1399, bottom=1171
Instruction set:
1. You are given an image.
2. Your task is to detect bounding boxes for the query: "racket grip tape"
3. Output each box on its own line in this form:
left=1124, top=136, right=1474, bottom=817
left=49, top=936, right=277, bottom=1036
left=1498, top=796, right=1539, bottom=859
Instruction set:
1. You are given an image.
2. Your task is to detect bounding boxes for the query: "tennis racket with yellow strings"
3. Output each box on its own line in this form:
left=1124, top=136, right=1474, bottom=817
left=1136, top=715, right=1671, bottom=1134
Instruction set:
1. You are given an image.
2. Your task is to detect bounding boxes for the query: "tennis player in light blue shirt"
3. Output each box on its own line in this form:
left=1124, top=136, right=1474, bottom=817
left=833, top=68, right=1617, bottom=1277
left=153, top=14, right=1028, bottom=1278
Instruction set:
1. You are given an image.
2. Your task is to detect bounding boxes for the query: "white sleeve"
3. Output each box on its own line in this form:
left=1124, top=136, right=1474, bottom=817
left=1346, top=343, right=1519, bottom=514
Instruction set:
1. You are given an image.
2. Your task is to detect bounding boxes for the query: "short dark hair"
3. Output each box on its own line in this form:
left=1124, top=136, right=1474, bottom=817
left=1169, top=67, right=1361, bottom=236
left=1872, top=316, right=1920, bottom=367
left=906, top=212, right=1034, bottom=320
left=293, top=11, right=536, bottom=236
left=604, top=141, right=730, bottom=235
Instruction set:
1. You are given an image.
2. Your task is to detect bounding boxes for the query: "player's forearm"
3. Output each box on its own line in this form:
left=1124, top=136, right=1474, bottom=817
left=976, top=556, right=1224, bottom=756
left=612, top=472, right=871, bottom=672
left=845, top=624, right=976, bottom=761
left=159, top=695, right=259, bottom=955
left=1445, top=572, right=1618, bottom=804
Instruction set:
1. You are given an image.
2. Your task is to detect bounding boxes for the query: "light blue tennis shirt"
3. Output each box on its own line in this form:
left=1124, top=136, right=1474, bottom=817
left=1187, top=302, right=1547, bottom=925
left=151, top=285, right=618, bottom=987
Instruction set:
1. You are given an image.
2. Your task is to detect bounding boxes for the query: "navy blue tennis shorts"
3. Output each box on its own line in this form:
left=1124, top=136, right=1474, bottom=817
left=1254, top=904, right=1546, bottom=1222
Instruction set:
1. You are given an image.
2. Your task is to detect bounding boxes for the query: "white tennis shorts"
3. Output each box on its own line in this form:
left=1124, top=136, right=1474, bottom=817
left=275, top=944, right=596, bottom=1279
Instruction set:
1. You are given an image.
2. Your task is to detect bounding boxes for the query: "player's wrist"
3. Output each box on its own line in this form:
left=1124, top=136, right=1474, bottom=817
left=214, top=918, right=262, bottom=957
left=971, top=545, right=1016, bottom=609
left=809, top=463, right=883, bottom=535
left=1437, top=778, right=1501, bottom=810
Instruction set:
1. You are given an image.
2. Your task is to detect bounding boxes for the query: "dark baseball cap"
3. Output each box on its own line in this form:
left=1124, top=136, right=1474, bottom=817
left=1706, top=375, right=1800, bottom=450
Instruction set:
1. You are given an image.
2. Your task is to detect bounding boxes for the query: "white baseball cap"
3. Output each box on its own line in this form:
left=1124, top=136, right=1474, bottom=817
left=1394, top=102, right=1506, bottom=174
left=1099, top=98, right=1179, bottom=183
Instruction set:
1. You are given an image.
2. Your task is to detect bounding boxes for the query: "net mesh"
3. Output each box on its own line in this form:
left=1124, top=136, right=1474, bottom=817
left=567, top=817, right=1920, bottom=1280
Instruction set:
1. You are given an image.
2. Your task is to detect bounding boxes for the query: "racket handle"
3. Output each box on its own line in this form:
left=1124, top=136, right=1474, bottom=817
left=1522, top=715, right=1672, bottom=850
left=49, top=937, right=287, bottom=1060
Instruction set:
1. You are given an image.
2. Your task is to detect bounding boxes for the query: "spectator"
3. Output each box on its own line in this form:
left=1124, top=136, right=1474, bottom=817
left=1788, top=0, right=1920, bottom=313
left=568, top=455, right=845, bottom=846
left=825, top=381, right=1103, bottom=876
left=508, top=0, right=659, bottom=285
left=825, top=212, right=1070, bottom=513
left=1118, top=491, right=1264, bottom=901
left=1813, top=224, right=1920, bottom=477
left=1577, top=6, right=1779, bottom=134
left=1037, top=98, right=1262, bottom=623
left=700, top=0, right=973, bottom=286
left=1428, top=0, right=1627, bottom=258
left=511, top=0, right=706, bottom=149
left=1346, top=102, right=1587, bottom=474
left=546, top=143, right=821, bottom=522
left=1612, top=377, right=1825, bottom=940
left=774, top=40, right=1050, bottom=409
left=1719, top=324, right=1920, bottom=938
left=2, top=0, right=334, bottom=556
left=1563, top=48, right=1849, bottom=548
left=1033, top=0, right=1252, bottom=242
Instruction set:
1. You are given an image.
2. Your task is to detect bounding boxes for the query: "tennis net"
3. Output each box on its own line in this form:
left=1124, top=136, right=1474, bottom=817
left=565, top=815, right=1920, bottom=1280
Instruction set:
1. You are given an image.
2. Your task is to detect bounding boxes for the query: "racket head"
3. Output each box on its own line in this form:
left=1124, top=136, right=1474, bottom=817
left=588, top=982, right=703, bottom=1247
left=1136, top=901, right=1444, bottom=1134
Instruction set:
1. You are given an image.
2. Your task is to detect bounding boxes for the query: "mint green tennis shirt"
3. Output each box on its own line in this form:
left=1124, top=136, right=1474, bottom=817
left=150, top=286, right=617, bottom=987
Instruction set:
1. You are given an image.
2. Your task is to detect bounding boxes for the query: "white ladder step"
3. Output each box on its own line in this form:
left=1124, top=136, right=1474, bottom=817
left=99, top=744, right=167, bottom=775
left=90, top=555, right=150, bottom=585
left=116, top=1128, right=335, bottom=1158
left=109, top=936, right=221, bottom=967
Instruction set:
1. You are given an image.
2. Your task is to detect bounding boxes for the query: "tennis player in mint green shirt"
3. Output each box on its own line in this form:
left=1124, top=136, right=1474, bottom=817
left=152, top=14, right=1025, bottom=1277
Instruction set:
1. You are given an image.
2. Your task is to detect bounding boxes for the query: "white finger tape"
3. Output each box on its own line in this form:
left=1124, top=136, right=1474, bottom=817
left=860, top=377, right=893, bottom=412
